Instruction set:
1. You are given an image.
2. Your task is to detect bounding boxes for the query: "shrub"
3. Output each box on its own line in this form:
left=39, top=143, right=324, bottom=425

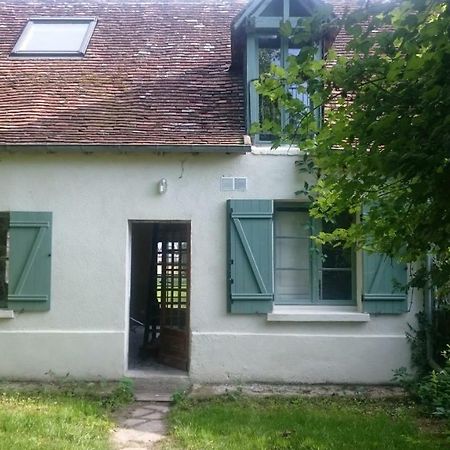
left=416, top=345, right=450, bottom=418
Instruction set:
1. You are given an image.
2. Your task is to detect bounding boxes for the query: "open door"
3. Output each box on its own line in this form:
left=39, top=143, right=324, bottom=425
left=156, top=224, right=190, bottom=370
left=129, top=222, right=190, bottom=372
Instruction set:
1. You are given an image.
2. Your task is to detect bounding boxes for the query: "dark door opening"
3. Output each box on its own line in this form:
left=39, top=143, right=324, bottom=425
left=129, top=222, right=190, bottom=371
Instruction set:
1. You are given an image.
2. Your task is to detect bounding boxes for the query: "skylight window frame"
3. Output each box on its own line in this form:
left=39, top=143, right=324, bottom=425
left=11, top=17, right=98, bottom=57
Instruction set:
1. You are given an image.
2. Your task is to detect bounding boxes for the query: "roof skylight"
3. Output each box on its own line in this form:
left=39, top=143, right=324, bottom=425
left=12, top=17, right=97, bottom=57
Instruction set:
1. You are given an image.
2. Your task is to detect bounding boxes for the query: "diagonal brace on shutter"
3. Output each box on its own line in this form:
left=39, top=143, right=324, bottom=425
left=232, top=217, right=268, bottom=294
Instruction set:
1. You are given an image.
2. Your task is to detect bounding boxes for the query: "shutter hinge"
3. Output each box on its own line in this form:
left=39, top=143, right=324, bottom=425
left=229, top=278, right=234, bottom=285
left=230, top=259, right=234, bottom=265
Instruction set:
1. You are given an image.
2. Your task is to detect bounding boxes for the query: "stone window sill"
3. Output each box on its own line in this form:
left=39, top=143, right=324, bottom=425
left=267, top=305, right=370, bottom=323
left=0, top=310, right=15, bottom=319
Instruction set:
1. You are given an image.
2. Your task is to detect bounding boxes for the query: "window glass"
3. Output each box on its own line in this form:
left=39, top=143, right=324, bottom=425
left=261, top=0, right=283, bottom=17
left=274, top=209, right=353, bottom=304
left=12, top=19, right=96, bottom=55
left=320, top=215, right=353, bottom=301
left=258, top=35, right=281, bottom=140
left=275, top=210, right=311, bottom=303
left=257, top=37, right=311, bottom=140
left=289, top=0, right=311, bottom=17
left=322, top=271, right=352, bottom=300
left=276, top=269, right=311, bottom=302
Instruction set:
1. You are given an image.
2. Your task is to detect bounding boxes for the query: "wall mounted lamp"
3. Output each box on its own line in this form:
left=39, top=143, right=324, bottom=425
left=158, top=178, right=168, bottom=194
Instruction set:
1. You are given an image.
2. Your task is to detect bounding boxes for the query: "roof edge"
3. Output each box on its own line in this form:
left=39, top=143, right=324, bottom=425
left=0, top=143, right=250, bottom=154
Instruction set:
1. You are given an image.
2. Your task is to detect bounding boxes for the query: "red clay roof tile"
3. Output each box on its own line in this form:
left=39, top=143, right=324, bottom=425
left=0, top=0, right=354, bottom=146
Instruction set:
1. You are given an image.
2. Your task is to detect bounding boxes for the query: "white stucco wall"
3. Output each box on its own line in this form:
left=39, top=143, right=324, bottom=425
left=0, top=151, right=417, bottom=382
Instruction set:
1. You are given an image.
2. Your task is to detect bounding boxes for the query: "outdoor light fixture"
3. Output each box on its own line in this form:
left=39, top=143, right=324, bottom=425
left=158, top=178, right=168, bottom=194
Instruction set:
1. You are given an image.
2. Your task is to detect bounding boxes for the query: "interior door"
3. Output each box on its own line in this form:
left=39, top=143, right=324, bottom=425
left=156, top=224, right=190, bottom=370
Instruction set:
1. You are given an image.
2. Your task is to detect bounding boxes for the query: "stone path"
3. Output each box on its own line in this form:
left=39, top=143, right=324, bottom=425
left=111, top=401, right=171, bottom=449
left=111, top=371, right=191, bottom=449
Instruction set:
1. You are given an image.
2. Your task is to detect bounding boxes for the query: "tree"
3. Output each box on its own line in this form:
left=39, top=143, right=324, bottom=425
left=255, top=0, right=450, bottom=297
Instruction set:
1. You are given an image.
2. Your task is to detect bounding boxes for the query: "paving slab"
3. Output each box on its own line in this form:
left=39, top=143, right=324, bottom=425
left=111, top=401, right=171, bottom=450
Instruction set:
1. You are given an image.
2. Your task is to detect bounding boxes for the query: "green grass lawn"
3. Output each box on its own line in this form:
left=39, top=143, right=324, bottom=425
left=0, top=381, right=132, bottom=450
left=163, top=395, right=450, bottom=450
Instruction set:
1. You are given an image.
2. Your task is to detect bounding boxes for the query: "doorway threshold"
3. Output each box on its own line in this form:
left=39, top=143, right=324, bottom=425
left=126, top=368, right=191, bottom=402
left=126, top=366, right=188, bottom=380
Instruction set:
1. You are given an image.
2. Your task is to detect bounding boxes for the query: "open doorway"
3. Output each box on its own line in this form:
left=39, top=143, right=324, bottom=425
left=128, top=221, right=190, bottom=371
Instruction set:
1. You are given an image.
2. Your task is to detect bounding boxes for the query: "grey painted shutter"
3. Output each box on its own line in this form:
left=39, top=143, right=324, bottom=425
left=362, top=252, right=408, bottom=314
left=227, top=199, right=274, bottom=313
left=8, top=212, right=52, bottom=311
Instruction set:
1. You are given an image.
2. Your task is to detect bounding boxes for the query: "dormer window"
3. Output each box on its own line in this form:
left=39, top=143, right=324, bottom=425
left=232, top=0, right=320, bottom=143
left=11, top=17, right=97, bottom=57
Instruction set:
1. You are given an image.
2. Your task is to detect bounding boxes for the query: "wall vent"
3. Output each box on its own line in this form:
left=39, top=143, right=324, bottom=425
left=220, top=176, right=248, bottom=192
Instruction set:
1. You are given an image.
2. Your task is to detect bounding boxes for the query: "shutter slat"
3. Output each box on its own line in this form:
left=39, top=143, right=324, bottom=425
left=227, top=200, right=274, bottom=314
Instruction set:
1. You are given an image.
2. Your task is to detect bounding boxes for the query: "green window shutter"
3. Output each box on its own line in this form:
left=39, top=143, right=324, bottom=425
left=362, top=252, right=407, bottom=314
left=227, top=199, right=274, bottom=314
left=0, top=212, right=9, bottom=308
left=8, top=212, right=52, bottom=311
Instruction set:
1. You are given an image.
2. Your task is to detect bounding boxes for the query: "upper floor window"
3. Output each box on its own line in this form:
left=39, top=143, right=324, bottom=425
left=258, top=33, right=311, bottom=141
left=233, top=0, right=319, bottom=142
left=11, top=17, right=97, bottom=57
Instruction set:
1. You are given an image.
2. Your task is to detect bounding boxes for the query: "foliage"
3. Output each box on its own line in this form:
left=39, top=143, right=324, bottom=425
left=162, top=395, right=449, bottom=449
left=254, top=0, right=450, bottom=296
left=416, top=345, right=450, bottom=418
left=393, top=312, right=450, bottom=419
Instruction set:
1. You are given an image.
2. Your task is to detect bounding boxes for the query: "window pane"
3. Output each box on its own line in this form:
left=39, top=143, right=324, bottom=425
left=321, top=214, right=352, bottom=268
left=15, top=20, right=94, bottom=54
left=258, top=35, right=281, bottom=140
left=261, top=0, right=283, bottom=16
left=275, top=210, right=310, bottom=238
left=322, top=244, right=352, bottom=268
left=275, top=210, right=311, bottom=303
left=289, top=0, right=311, bottom=16
left=322, top=270, right=352, bottom=301
left=275, top=269, right=310, bottom=302
left=259, top=35, right=281, bottom=72
left=322, top=214, right=352, bottom=233
left=276, top=237, right=310, bottom=269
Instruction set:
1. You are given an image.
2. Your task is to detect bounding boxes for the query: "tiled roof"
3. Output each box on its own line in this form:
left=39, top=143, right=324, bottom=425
left=0, top=0, right=355, bottom=147
left=0, top=0, right=248, bottom=146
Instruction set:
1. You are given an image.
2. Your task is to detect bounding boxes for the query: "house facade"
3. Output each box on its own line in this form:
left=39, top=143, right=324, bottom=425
left=0, top=0, right=418, bottom=383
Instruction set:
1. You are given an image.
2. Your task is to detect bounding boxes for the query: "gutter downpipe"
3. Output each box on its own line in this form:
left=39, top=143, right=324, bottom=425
left=425, top=254, right=442, bottom=371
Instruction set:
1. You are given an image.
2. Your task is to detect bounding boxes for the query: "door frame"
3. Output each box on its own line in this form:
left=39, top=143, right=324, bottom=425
left=125, top=219, right=191, bottom=372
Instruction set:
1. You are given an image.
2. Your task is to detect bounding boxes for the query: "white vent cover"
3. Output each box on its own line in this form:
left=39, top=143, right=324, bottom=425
left=234, top=177, right=247, bottom=191
left=220, top=176, right=248, bottom=192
